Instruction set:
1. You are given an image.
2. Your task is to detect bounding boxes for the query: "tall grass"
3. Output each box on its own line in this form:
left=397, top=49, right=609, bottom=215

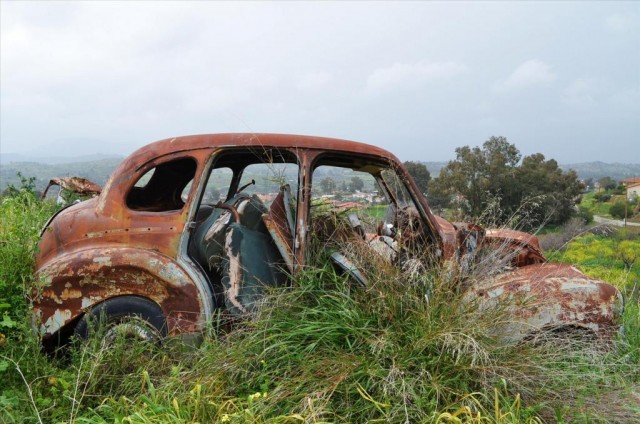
left=0, top=186, right=57, bottom=331
left=0, top=186, right=63, bottom=422
left=1, top=187, right=639, bottom=422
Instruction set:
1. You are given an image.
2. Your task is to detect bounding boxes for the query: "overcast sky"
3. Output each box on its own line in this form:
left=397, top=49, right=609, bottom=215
left=1, top=1, right=638, bottom=163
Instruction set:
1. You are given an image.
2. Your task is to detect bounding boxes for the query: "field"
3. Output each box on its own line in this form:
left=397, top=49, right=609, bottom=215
left=1, top=187, right=639, bottom=423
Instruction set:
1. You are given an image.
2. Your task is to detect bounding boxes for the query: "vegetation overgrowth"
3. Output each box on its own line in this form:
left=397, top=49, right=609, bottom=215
left=581, top=191, right=639, bottom=222
left=1, top=183, right=639, bottom=423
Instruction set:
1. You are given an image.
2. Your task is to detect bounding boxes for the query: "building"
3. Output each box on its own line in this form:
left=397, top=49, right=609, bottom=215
left=621, top=177, right=640, bottom=187
left=627, top=182, right=640, bottom=201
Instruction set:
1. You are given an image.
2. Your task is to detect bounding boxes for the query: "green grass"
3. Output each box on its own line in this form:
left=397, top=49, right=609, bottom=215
left=581, top=192, right=609, bottom=216
left=547, top=231, right=640, bottom=295
left=1, top=186, right=639, bottom=423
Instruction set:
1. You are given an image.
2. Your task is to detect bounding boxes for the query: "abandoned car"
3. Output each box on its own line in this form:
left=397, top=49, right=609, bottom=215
left=32, top=134, right=623, bottom=347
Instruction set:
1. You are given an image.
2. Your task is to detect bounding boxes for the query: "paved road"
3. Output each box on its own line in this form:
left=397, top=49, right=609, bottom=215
left=594, top=215, right=640, bottom=227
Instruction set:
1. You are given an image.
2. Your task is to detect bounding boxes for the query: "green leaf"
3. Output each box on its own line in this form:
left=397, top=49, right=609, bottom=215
left=0, top=314, right=16, bottom=329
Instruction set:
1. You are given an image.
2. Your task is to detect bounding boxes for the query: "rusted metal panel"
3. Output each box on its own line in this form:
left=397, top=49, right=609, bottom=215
left=33, top=247, right=204, bottom=339
left=481, top=228, right=546, bottom=267
left=485, top=228, right=542, bottom=252
left=37, top=197, right=186, bottom=268
left=41, top=177, right=102, bottom=200
left=262, top=217, right=294, bottom=273
left=466, top=262, right=623, bottom=341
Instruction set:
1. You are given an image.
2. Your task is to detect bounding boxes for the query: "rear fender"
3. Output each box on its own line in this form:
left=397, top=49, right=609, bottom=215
left=32, top=247, right=204, bottom=339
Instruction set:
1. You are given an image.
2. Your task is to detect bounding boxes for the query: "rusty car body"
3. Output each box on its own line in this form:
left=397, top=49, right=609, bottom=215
left=41, top=177, right=102, bottom=205
left=32, top=134, right=623, bottom=347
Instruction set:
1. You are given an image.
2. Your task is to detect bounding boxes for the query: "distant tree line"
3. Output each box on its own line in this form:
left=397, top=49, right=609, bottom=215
left=404, top=136, right=584, bottom=229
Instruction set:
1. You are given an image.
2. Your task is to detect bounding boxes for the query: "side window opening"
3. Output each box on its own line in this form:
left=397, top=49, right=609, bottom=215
left=203, top=167, right=234, bottom=204
left=309, top=156, right=435, bottom=284
left=189, top=149, right=299, bottom=315
left=310, top=163, right=386, bottom=244
left=126, top=157, right=197, bottom=212
left=191, top=167, right=233, bottom=223
left=237, top=162, right=299, bottom=208
left=380, top=168, right=414, bottom=207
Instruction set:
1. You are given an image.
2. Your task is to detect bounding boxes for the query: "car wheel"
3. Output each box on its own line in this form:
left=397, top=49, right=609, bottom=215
left=74, top=296, right=167, bottom=345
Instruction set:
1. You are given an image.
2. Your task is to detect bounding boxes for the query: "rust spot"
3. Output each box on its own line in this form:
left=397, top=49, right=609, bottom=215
left=41, top=177, right=102, bottom=199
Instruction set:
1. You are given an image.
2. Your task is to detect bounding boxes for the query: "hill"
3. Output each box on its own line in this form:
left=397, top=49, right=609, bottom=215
left=560, top=161, right=640, bottom=181
left=0, top=158, right=122, bottom=192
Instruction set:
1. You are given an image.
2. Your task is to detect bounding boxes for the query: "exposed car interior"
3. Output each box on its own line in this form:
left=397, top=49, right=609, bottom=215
left=188, top=149, right=297, bottom=314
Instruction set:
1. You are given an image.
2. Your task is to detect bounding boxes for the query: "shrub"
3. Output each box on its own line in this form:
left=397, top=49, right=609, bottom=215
left=539, top=217, right=588, bottom=251
left=609, top=202, right=626, bottom=219
left=577, top=206, right=593, bottom=224
left=613, top=185, right=626, bottom=195
left=0, top=182, right=57, bottom=339
left=594, top=192, right=611, bottom=203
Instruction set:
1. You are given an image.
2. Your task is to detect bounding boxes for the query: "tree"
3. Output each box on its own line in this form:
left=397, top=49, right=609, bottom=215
left=319, top=177, right=336, bottom=194
left=403, top=161, right=431, bottom=193
left=429, top=136, right=583, bottom=228
left=582, top=178, right=593, bottom=191
left=515, top=153, right=584, bottom=226
left=349, top=176, right=364, bottom=192
left=429, top=136, right=520, bottom=219
left=598, top=176, right=616, bottom=191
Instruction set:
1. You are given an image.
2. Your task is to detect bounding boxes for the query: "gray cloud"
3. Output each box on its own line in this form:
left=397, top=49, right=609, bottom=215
left=1, top=1, right=638, bottom=163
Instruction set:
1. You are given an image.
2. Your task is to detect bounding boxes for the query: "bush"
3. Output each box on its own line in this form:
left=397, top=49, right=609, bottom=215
left=594, top=192, right=612, bottom=203
left=539, top=217, right=588, bottom=251
left=613, top=185, right=626, bottom=195
left=577, top=206, right=593, bottom=224
left=609, top=202, right=626, bottom=219
left=0, top=182, right=57, bottom=339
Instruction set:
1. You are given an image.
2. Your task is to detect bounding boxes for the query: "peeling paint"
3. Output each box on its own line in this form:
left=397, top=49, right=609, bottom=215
left=158, top=262, right=187, bottom=286
left=224, top=229, right=247, bottom=314
left=41, top=309, right=72, bottom=336
left=93, top=256, right=112, bottom=266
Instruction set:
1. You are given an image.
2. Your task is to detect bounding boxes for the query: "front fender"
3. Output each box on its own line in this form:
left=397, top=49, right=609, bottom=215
left=465, top=262, right=624, bottom=342
left=32, top=247, right=205, bottom=338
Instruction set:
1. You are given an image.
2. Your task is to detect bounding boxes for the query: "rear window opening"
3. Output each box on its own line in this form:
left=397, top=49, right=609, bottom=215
left=127, top=157, right=197, bottom=212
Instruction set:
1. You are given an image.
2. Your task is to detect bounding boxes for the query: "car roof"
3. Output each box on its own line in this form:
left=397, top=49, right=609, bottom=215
left=125, top=133, right=398, bottom=167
